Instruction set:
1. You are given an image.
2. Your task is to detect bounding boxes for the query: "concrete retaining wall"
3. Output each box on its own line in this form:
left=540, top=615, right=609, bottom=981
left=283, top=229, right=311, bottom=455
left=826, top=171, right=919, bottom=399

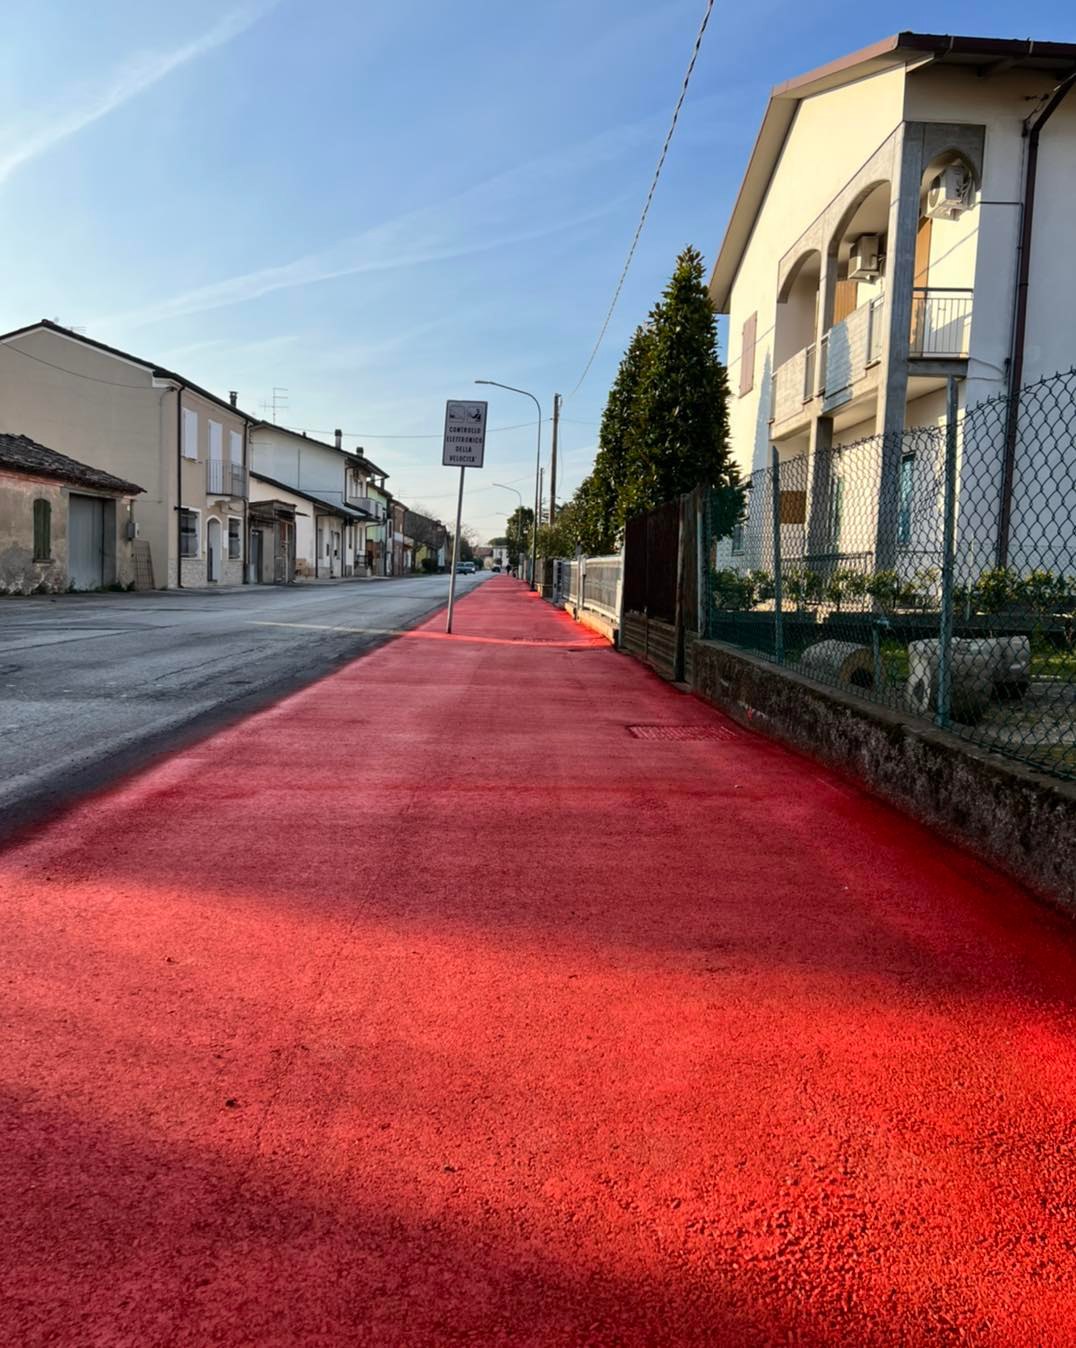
left=564, top=604, right=616, bottom=643
left=690, top=637, right=1076, bottom=911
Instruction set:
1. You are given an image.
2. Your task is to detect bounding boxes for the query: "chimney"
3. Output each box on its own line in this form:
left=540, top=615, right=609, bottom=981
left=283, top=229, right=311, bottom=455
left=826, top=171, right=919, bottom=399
left=229, top=391, right=238, bottom=408
left=335, top=428, right=343, bottom=450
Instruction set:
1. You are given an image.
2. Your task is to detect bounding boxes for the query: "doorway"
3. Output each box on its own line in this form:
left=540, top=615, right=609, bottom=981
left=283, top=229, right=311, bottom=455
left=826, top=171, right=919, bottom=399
left=250, top=528, right=264, bottom=583
left=68, top=494, right=105, bottom=590
left=206, top=517, right=222, bottom=582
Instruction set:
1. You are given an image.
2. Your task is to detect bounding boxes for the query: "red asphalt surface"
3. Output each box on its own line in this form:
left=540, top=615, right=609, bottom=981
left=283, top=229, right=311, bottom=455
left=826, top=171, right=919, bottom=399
left=3, top=576, right=1076, bottom=1347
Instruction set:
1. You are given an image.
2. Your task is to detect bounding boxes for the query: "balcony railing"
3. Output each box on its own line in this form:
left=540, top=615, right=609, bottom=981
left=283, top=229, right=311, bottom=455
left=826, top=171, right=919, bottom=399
left=348, top=495, right=386, bottom=519
left=206, top=459, right=247, bottom=498
left=771, top=347, right=810, bottom=423
left=866, top=296, right=885, bottom=364
left=771, top=296, right=884, bottom=423
left=909, top=288, right=972, bottom=357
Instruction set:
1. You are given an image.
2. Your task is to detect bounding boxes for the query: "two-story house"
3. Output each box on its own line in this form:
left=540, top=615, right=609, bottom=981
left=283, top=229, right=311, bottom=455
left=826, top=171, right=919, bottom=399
left=711, top=32, right=1076, bottom=577
left=249, top=423, right=387, bottom=579
left=0, top=321, right=253, bottom=588
left=342, top=441, right=391, bottom=575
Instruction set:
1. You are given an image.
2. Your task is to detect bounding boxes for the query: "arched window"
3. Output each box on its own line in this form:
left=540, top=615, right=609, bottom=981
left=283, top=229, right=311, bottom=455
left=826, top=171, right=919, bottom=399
left=33, top=499, right=51, bottom=561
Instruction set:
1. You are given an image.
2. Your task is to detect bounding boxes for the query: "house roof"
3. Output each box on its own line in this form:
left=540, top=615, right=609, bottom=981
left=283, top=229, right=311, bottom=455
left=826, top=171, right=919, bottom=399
left=248, top=496, right=306, bottom=519
left=709, top=32, right=1076, bottom=313
left=249, top=420, right=390, bottom=480
left=0, top=319, right=258, bottom=421
left=0, top=431, right=143, bottom=496
left=249, top=472, right=374, bottom=522
left=345, top=449, right=389, bottom=480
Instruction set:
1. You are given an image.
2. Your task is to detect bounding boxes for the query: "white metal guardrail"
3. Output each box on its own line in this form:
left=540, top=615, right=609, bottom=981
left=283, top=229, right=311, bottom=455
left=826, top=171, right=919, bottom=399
left=581, top=555, right=621, bottom=620
left=552, top=554, right=622, bottom=623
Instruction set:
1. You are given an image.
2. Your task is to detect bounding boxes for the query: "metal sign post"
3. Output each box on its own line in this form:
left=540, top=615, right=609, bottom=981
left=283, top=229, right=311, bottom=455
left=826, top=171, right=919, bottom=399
left=442, top=400, right=487, bottom=633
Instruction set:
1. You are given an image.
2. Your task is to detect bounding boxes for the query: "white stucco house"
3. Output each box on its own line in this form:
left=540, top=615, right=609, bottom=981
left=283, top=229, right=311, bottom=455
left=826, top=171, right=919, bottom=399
left=711, top=32, right=1076, bottom=578
left=249, top=423, right=390, bottom=579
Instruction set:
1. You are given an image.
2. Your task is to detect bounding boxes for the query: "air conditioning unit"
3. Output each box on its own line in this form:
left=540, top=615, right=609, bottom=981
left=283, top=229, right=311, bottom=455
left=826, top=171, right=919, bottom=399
left=926, top=166, right=972, bottom=219
left=847, top=234, right=881, bottom=281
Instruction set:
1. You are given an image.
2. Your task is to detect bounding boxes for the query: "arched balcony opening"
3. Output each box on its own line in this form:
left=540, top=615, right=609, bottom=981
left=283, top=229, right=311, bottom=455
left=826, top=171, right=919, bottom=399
left=911, top=151, right=979, bottom=356
left=775, top=249, right=821, bottom=367
left=822, top=181, right=892, bottom=396
left=827, top=181, right=890, bottom=329
left=771, top=250, right=823, bottom=425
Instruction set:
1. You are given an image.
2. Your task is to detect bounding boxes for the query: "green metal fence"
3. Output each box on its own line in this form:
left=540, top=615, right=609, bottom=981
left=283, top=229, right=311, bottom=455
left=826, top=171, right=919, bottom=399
left=703, top=370, right=1076, bottom=782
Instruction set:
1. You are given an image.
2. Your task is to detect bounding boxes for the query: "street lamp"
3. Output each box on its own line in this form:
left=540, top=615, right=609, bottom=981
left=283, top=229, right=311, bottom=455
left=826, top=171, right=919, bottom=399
left=492, top=482, right=524, bottom=577
left=475, top=380, right=542, bottom=589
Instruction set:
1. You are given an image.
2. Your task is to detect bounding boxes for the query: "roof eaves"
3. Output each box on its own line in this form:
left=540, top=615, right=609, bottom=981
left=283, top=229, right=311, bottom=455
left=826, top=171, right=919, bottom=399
left=249, top=472, right=372, bottom=521
left=0, top=432, right=144, bottom=496
left=250, top=421, right=343, bottom=454
left=0, top=320, right=257, bottom=421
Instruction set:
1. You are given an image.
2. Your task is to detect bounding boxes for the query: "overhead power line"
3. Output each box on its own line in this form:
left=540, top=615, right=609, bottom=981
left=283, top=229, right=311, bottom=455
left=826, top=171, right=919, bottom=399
left=279, top=419, right=547, bottom=441
left=565, top=0, right=715, bottom=402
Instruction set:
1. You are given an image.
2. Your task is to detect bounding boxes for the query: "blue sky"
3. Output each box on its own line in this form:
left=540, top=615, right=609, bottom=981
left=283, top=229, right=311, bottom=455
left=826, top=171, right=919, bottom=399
left=1, top=1, right=1071, bottom=538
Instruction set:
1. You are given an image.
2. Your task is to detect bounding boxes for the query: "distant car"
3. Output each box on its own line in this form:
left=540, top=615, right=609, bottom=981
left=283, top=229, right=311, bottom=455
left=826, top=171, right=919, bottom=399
left=456, top=561, right=476, bottom=574
left=491, top=564, right=501, bottom=573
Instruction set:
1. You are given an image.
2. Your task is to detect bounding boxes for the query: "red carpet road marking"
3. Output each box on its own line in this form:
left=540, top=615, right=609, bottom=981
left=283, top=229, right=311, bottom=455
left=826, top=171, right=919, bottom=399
left=2, top=576, right=1075, bottom=1346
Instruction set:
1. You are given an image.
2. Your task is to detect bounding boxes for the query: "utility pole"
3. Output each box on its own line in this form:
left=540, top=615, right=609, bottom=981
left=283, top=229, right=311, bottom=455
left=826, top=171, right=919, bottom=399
left=549, top=393, right=561, bottom=523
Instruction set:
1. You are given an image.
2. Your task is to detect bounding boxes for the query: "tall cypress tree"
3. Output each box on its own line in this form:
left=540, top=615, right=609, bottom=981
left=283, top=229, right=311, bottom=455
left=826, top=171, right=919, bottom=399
left=631, top=245, right=741, bottom=535
left=591, top=323, right=654, bottom=542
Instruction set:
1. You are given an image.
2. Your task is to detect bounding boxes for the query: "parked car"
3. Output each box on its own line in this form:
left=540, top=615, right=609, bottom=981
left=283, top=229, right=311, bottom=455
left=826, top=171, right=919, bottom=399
left=491, top=564, right=501, bottom=573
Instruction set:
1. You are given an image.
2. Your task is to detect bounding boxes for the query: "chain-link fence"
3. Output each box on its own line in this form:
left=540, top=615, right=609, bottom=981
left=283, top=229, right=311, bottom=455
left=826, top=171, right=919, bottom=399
left=704, top=369, right=1076, bottom=781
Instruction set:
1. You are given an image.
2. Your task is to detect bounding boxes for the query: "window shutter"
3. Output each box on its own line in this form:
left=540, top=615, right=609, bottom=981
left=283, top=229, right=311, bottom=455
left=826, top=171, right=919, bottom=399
left=229, top=430, right=242, bottom=464
left=739, top=312, right=757, bottom=396
left=778, top=490, right=807, bottom=525
left=182, top=408, right=199, bottom=459
left=209, top=420, right=223, bottom=461
left=914, top=216, right=932, bottom=287
left=833, top=280, right=859, bottom=325
left=33, top=499, right=51, bottom=561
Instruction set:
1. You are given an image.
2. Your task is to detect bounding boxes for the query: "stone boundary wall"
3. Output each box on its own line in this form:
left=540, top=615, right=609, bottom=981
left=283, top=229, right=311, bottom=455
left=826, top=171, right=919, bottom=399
left=690, top=637, right=1076, bottom=911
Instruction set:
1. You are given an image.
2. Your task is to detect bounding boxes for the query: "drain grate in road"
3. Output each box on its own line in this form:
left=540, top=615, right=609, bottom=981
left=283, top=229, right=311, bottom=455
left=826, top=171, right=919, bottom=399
left=627, top=723, right=736, bottom=741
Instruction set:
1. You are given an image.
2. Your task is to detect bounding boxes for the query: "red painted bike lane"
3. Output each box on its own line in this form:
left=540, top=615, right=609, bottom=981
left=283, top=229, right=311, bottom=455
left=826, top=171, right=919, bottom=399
left=2, top=576, right=1075, bottom=1346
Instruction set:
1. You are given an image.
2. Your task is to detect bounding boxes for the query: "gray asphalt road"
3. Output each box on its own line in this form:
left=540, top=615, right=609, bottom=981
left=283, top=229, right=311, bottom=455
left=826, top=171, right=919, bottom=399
left=0, top=573, right=487, bottom=838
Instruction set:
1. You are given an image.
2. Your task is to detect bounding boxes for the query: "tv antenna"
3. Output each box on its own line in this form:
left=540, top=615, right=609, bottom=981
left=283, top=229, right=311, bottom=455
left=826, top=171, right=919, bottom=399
left=259, top=386, right=289, bottom=423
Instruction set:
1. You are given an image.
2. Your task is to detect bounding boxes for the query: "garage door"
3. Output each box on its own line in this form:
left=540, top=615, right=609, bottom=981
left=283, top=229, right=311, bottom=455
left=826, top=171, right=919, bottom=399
left=68, top=494, right=105, bottom=590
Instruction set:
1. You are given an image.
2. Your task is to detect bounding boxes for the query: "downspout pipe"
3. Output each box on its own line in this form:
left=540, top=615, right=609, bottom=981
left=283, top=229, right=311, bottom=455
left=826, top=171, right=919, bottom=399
left=175, top=383, right=186, bottom=588
left=997, top=68, right=1076, bottom=567
left=232, top=391, right=250, bottom=586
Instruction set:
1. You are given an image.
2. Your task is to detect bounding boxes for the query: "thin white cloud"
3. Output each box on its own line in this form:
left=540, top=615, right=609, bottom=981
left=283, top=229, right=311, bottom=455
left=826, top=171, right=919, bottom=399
left=0, top=3, right=275, bottom=186
left=93, top=117, right=649, bottom=331
left=153, top=331, right=301, bottom=364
